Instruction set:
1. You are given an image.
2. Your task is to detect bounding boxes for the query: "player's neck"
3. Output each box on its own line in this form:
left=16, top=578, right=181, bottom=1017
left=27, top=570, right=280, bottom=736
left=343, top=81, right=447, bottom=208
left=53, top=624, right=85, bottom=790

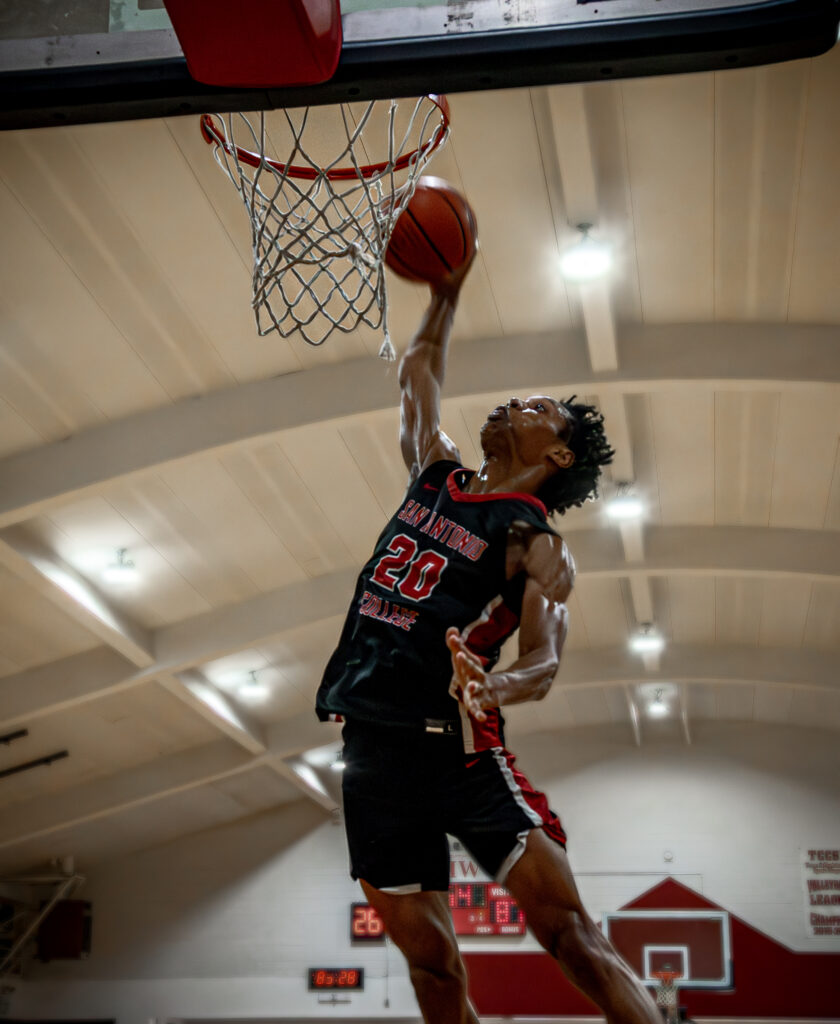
left=468, top=456, right=547, bottom=497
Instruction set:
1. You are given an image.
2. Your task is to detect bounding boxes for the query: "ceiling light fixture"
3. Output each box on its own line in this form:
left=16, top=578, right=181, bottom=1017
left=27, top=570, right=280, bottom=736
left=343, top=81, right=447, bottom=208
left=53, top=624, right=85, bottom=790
left=239, top=669, right=268, bottom=701
left=629, top=623, right=665, bottom=655
left=330, top=752, right=346, bottom=772
left=102, top=548, right=138, bottom=584
left=605, top=482, right=644, bottom=521
left=649, top=687, right=668, bottom=717
left=559, top=223, right=612, bottom=281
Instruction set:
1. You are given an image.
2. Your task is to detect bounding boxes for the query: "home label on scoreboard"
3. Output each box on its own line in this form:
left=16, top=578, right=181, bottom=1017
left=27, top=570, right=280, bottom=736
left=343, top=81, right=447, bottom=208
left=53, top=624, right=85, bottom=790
left=448, top=882, right=526, bottom=935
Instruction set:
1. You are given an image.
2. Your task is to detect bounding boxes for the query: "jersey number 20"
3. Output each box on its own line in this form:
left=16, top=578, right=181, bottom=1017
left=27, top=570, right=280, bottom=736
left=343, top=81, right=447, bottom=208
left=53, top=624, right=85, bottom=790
left=371, top=534, right=448, bottom=601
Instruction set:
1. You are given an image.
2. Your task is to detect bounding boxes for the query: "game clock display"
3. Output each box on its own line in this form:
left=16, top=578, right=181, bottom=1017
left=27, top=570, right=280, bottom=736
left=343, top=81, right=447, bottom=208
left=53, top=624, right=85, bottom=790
left=308, top=967, right=364, bottom=990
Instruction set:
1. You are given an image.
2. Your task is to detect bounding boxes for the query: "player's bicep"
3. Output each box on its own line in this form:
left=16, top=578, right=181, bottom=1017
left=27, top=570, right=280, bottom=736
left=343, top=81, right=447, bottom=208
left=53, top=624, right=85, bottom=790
left=521, top=530, right=575, bottom=606
left=518, top=575, right=569, bottom=662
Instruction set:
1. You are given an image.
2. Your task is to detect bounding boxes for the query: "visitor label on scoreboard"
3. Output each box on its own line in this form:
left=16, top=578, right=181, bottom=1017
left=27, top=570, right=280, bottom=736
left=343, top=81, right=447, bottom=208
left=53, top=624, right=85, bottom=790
left=801, top=847, right=840, bottom=937
left=448, top=882, right=526, bottom=935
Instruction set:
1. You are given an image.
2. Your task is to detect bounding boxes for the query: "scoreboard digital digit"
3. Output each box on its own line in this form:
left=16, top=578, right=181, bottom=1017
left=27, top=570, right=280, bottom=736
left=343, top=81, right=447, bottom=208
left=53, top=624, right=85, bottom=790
left=308, top=967, right=364, bottom=990
left=350, top=901, right=386, bottom=943
left=448, top=882, right=526, bottom=936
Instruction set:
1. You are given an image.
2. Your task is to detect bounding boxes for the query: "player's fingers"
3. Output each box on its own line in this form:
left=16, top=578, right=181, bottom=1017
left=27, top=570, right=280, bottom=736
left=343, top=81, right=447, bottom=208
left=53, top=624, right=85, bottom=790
left=445, top=626, right=462, bottom=651
left=453, top=650, right=473, bottom=688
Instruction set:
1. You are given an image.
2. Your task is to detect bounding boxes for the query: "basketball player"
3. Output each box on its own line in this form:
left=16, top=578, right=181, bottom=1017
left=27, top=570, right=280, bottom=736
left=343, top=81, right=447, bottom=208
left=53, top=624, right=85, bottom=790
left=316, top=259, right=660, bottom=1024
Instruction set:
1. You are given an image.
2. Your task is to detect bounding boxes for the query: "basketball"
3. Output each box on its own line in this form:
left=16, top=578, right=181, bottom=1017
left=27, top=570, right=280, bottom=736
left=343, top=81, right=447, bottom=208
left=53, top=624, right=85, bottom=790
left=385, top=176, right=478, bottom=285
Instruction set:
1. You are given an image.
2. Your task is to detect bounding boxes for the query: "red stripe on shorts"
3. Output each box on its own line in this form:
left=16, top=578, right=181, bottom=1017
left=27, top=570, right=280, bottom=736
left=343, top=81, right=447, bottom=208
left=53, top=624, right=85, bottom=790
left=503, top=749, right=568, bottom=847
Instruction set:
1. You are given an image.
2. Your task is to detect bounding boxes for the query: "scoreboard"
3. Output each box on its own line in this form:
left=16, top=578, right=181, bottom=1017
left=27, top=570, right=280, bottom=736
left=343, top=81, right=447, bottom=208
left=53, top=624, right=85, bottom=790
left=448, top=882, right=526, bottom=936
left=351, top=884, right=526, bottom=942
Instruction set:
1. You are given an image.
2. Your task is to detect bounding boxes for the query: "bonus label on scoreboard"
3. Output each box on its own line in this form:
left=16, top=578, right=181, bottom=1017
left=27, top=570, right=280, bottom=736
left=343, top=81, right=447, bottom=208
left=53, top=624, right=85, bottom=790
left=448, top=882, right=526, bottom=935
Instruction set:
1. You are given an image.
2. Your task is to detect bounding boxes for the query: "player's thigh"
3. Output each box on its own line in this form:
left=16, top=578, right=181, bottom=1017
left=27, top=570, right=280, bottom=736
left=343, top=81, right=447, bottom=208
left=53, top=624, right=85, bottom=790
left=504, top=828, right=592, bottom=941
left=360, top=880, right=462, bottom=970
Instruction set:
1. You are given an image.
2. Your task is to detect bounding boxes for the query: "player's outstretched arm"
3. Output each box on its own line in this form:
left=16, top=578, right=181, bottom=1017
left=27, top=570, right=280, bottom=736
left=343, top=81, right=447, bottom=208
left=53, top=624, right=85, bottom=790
left=447, top=532, right=574, bottom=721
left=398, top=259, right=473, bottom=480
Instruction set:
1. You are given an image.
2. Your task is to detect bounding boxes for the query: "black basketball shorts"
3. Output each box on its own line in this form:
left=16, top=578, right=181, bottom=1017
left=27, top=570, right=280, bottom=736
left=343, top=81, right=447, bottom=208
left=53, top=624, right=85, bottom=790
left=340, top=718, right=567, bottom=893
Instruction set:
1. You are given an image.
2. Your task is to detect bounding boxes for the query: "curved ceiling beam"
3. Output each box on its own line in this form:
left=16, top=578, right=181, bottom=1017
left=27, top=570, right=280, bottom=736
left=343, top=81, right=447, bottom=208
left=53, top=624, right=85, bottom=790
left=554, top=644, right=838, bottom=692
left=1, top=522, right=837, bottom=732
left=571, top=524, right=840, bottom=582
left=0, top=323, right=838, bottom=527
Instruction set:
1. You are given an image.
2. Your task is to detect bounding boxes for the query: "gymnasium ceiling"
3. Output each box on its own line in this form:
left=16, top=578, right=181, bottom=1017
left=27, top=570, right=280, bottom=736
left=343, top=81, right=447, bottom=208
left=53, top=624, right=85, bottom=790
left=1, top=43, right=839, bottom=875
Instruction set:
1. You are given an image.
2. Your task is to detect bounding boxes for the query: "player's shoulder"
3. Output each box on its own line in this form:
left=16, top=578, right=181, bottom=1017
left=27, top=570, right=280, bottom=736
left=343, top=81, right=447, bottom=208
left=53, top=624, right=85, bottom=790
left=410, top=456, right=464, bottom=491
left=517, top=524, right=576, bottom=601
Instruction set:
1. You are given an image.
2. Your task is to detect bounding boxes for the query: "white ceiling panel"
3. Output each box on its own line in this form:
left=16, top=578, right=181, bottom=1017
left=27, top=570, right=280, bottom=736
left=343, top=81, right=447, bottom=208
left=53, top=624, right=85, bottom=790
left=650, top=392, right=715, bottom=525
left=714, top=62, right=808, bottom=320
left=0, top=564, right=98, bottom=674
left=752, top=685, right=794, bottom=724
left=574, top=577, right=632, bottom=647
left=715, top=577, right=764, bottom=645
left=714, top=391, right=779, bottom=526
left=788, top=46, right=840, bottom=322
left=714, top=682, right=756, bottom=721
left=0, top=683, right=218, bottom=808
left=803, top=582, right=840, bottom=650
left=666, top=576, right=716, bottom=645
left=620, top=73, right=714, bottom=323
left=769, top=391, right=840, bottom=528
left=758, top=577, right=812, bottom=648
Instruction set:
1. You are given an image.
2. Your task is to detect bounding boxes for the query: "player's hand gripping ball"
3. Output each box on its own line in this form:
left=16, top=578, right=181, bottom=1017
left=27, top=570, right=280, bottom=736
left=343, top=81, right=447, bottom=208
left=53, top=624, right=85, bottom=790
left=385, top=177, right=478, bottom=287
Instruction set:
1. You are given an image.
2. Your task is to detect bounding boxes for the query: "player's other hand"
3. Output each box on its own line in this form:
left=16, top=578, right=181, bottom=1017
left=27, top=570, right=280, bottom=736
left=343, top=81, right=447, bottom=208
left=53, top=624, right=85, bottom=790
left=446, top=626, right=493, bottom=722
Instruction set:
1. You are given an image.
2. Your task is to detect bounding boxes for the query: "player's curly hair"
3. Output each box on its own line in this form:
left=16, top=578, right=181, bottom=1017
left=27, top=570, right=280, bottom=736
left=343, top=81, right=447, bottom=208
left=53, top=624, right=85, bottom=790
left=539, top=396, right=615, bottom=516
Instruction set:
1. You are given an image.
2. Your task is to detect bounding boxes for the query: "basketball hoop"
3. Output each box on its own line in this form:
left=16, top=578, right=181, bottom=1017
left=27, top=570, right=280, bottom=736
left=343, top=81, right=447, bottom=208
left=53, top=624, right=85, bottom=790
left=201, top=96, right=450, bottom=358
left=651, top=968, right=681, bottom=1024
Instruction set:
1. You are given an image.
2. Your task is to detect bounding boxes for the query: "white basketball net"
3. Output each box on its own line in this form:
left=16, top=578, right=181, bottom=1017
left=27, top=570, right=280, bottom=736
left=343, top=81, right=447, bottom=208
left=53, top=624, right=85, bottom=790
left=201, top=97, right=449, bottom=359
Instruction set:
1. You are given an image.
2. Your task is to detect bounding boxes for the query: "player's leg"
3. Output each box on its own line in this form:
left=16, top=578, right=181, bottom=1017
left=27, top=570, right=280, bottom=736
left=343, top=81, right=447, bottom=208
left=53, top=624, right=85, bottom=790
left=359, top=880, right=479, bottom=1024
left=504, top=828, right=660, bottom=1024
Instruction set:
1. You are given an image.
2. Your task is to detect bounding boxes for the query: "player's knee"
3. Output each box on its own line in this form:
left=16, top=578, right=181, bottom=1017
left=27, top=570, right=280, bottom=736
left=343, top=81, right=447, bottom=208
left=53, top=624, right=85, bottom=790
left=408, top=953, right=469, bottom=1002
left=539, top=908, right=605, bottom=971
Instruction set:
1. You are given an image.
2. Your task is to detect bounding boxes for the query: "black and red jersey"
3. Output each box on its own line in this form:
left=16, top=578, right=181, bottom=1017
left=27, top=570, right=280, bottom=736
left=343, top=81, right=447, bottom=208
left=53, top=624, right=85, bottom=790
left=315, top=460, right=558, bottom=751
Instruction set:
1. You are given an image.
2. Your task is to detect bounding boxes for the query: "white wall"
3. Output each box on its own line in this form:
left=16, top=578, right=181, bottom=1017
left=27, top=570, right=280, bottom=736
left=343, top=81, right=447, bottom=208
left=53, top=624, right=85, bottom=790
left=9, top=721, right=840, bottom=1023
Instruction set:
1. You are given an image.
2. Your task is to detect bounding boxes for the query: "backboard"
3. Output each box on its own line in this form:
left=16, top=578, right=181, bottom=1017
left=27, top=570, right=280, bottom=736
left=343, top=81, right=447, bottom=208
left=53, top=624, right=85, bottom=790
left=1, top=0, right=838, bottom=130
left=602, top=908, right=733, bottom=988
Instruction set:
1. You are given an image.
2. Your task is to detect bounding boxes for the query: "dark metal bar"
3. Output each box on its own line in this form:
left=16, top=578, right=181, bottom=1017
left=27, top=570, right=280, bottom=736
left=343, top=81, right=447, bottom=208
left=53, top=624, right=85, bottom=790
left=0, top=729, right=28, bottom=745
left=0, top=750, right=69, bottom=780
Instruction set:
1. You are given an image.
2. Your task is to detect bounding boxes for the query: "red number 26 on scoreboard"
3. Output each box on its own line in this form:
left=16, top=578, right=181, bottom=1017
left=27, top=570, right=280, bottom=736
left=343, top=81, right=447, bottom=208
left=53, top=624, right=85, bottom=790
left=351, top=902, right=386, bottom=943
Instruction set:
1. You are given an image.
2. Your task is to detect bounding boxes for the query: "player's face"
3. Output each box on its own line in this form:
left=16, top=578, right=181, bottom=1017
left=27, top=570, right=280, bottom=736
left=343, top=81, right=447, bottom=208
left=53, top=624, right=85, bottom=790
left=480, top=395, right=574, bottom=468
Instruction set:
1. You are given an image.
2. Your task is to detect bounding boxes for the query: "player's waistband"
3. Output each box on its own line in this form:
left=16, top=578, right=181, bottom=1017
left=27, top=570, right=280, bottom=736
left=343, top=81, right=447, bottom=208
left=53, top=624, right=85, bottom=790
left=338, top=714, right=462, bottom=737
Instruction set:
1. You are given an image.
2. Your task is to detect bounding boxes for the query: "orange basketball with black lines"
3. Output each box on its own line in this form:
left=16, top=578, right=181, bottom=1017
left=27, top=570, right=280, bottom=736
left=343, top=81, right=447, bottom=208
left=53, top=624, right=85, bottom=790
left=385, top=177, right=478, bottom=286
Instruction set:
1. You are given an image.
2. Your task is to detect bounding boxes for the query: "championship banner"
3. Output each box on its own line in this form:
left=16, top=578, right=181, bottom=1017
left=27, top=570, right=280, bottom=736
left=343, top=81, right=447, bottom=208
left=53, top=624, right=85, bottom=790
left=801, top=847, right=840, bottom=937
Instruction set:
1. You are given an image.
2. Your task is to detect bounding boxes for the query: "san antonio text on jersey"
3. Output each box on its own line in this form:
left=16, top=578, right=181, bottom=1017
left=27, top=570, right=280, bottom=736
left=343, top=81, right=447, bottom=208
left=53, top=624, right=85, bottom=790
left=316, top=460, right=557, bottom=750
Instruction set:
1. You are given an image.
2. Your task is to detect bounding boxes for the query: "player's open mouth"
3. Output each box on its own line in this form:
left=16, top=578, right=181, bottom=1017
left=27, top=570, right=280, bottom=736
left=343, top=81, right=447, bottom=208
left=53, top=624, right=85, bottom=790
left=486, top=406, right=507, bottom=421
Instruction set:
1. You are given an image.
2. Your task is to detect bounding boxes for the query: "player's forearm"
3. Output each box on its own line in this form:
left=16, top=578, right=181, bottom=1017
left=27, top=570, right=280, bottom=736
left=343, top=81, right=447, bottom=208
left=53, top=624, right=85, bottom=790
left=400, top=290, right=458, bottom=387
left=487, top=647, right=559, bottom=706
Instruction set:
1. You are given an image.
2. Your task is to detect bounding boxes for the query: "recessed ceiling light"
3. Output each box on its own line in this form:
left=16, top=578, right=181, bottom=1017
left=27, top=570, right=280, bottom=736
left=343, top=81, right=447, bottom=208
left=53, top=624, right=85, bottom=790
left=330, top=753, right=346, bottom=772
left=560, top=223, right=612, bottom=281
left=649, top=688, right=669, bottom=717
left=102, top=548, right=138, bottom=585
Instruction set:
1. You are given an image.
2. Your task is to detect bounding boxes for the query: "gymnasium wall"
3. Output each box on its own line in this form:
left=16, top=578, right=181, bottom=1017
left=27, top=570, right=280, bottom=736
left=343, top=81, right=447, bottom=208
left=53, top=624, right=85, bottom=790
left=9, top=721, right=840, bottom=1024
